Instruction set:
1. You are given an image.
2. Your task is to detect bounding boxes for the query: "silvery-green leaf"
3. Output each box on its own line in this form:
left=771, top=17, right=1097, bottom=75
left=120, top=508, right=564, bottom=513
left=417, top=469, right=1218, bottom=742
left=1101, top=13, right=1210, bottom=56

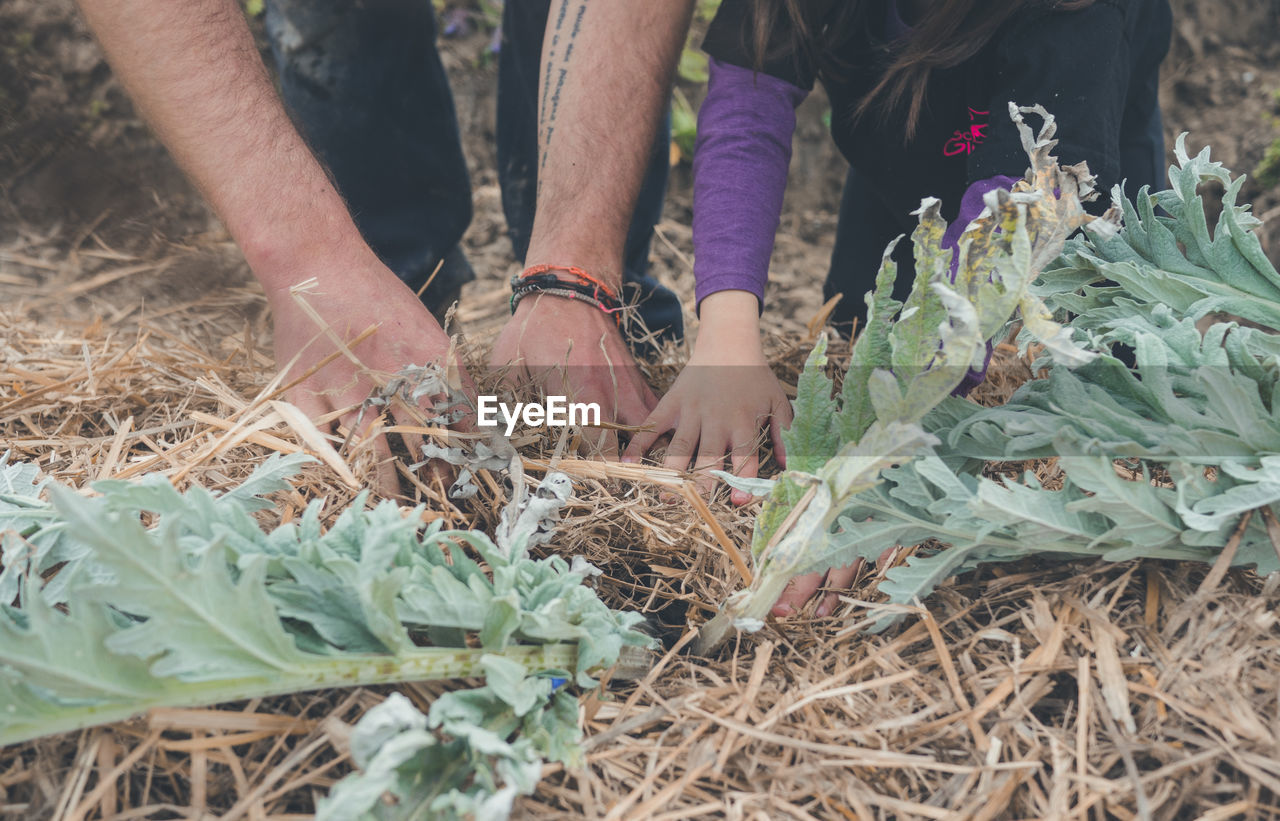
left=1, top=453, right=650, bottom=819
left=569, top=556, right=603, bottom=577
left=710, top=471, right=776, bottom=497
left=782, top=335, right=839, bottom=474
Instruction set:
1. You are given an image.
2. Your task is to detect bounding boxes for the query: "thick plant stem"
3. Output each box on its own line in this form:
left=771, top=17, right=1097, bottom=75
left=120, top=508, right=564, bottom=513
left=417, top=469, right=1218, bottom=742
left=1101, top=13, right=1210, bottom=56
left=0, top=644, right=577, bottom=746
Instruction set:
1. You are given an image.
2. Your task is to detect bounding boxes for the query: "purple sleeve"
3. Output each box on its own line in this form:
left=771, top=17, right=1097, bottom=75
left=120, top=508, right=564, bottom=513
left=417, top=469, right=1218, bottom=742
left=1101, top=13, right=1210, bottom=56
left=943, top=175, right=1020, bottom=271
left=948, top=175, right=1018, bottom=395
left=692, top=57, right=808, bottom=311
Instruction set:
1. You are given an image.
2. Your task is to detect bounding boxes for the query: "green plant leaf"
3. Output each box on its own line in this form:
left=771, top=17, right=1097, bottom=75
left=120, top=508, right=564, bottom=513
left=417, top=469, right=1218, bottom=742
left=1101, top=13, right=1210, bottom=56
left=1, top=453, right=652, bottom=820
left=702, top=104, right=1106, bottom=651
left=712, top=106, right=1280, bottom=648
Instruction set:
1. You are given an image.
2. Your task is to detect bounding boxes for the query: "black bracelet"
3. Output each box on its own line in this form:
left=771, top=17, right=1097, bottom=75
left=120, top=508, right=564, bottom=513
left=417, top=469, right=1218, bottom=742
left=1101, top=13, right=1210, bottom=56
left=509, top=272, right=624, bottom=325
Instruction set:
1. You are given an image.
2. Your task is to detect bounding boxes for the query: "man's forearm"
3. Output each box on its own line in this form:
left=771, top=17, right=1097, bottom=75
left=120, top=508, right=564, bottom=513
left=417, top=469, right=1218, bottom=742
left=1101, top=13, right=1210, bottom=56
left=527, top=0, right=695, bottom=288
left=75, top=0, right=369, bottom=295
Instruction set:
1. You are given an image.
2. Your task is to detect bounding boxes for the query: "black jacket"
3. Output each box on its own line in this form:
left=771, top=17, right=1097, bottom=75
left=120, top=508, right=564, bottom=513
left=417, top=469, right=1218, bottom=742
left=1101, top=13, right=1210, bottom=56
left=704, top=0, right=1173, bottom=227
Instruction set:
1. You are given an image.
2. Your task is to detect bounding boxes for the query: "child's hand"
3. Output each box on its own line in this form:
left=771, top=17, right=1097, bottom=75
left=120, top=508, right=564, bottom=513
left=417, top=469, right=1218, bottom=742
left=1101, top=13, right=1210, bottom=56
left=773, top=565, right=860, bottom=619
left=773, top=546, right=897, bottom=618
left=622, top=291, right=791, bottom=504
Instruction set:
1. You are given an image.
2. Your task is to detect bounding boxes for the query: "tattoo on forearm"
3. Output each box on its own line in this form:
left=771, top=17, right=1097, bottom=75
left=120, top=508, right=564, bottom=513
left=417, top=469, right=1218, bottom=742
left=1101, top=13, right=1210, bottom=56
left=539, top=0, right=587, bottom=175
left=539, top=0, right=567, bottom=138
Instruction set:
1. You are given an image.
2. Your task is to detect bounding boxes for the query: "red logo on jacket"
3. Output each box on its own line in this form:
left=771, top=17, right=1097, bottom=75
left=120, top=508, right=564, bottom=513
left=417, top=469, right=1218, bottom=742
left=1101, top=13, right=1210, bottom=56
left=943, top=108, right=990, bottom=157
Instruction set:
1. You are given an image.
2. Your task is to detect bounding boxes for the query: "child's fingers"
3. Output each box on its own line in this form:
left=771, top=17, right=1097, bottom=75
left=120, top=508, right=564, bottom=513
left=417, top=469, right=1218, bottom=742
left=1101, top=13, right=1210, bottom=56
left=728, top=430, right=760, bottom=506
left=692, top=432, right=730, bottom=495
left=770, top=395, right=791, bottom=467
left=653, top=421, right=699, bottom=505
left=662, top=421, right=700, bottom=474
left=616, top=380, right=660, bottom=429
left=621, top=404, right=675, bottom=462
left=815, top=561, right=861, bottom=618
left=772, top=571, right=824, bottom=617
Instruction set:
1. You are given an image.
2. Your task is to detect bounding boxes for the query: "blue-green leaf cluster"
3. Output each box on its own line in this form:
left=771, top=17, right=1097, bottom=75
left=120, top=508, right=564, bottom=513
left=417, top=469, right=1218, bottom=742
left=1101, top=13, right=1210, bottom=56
left=733, top=126, right=1280, bottom=636
left=0, top=454, right=651, bottom=817
left=698, top=104, right=1100, bottom=651
left=1039, top=134, right=1280, bottom=354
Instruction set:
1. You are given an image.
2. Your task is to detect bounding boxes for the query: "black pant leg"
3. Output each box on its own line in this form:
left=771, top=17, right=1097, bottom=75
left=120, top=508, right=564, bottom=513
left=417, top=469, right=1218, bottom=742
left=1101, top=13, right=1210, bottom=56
left=495, top=0, right=545, bottom=263
left=264, top=0, right=475, bottom=316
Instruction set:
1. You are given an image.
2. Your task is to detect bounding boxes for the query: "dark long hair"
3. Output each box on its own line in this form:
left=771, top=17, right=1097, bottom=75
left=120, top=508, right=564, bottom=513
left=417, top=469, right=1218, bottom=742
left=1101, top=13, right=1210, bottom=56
left=749, top=0, right=1096, bottom=139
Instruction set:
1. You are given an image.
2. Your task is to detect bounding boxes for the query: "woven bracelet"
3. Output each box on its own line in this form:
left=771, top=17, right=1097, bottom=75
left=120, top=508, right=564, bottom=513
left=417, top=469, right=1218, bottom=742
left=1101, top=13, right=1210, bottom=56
left=509, top=266, right=624, bottom=326
left=520, top=264, right=621, bottom=302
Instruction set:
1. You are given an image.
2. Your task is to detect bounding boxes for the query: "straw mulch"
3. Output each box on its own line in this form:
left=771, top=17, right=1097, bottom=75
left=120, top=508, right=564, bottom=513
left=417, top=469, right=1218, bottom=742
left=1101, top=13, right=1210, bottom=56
left=2, top=240, right=1279, bottom=820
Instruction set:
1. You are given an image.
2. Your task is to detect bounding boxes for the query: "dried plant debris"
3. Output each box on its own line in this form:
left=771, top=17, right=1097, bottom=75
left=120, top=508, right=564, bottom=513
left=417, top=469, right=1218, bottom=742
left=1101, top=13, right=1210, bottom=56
left=496, top=467, right=575, bottom=561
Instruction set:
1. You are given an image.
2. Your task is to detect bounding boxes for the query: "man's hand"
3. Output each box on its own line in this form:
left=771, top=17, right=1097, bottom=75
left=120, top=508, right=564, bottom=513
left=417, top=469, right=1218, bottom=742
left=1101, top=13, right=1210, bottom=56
left=264, top=250, right=474, bottom=493
left=623, top=291, right=789, bottom=502
left=73, top=0, right=477, bottom=492
left=495, top=0, right=692, bottom=435
left=489, top=293, right=656, bottom=455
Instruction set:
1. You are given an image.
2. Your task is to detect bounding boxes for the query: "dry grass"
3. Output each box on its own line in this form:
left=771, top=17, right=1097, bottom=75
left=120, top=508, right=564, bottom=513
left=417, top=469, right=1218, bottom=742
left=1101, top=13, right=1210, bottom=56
left=3, top=238, right=1280, bottom=820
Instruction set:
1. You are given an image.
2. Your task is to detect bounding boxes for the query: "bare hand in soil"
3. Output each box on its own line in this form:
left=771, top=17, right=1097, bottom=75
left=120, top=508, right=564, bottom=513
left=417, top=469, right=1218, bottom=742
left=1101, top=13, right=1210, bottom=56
left=266, top=262, right=476, bottom=494
left=774, top=546, right=896, bottom=618
left=489, top=293, right=657, bottom=456
left=624, top=290, right=790, bottom=503
left=622, top=359, right=790, bottom=504
left=773, top=564, right=861, bottom=619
